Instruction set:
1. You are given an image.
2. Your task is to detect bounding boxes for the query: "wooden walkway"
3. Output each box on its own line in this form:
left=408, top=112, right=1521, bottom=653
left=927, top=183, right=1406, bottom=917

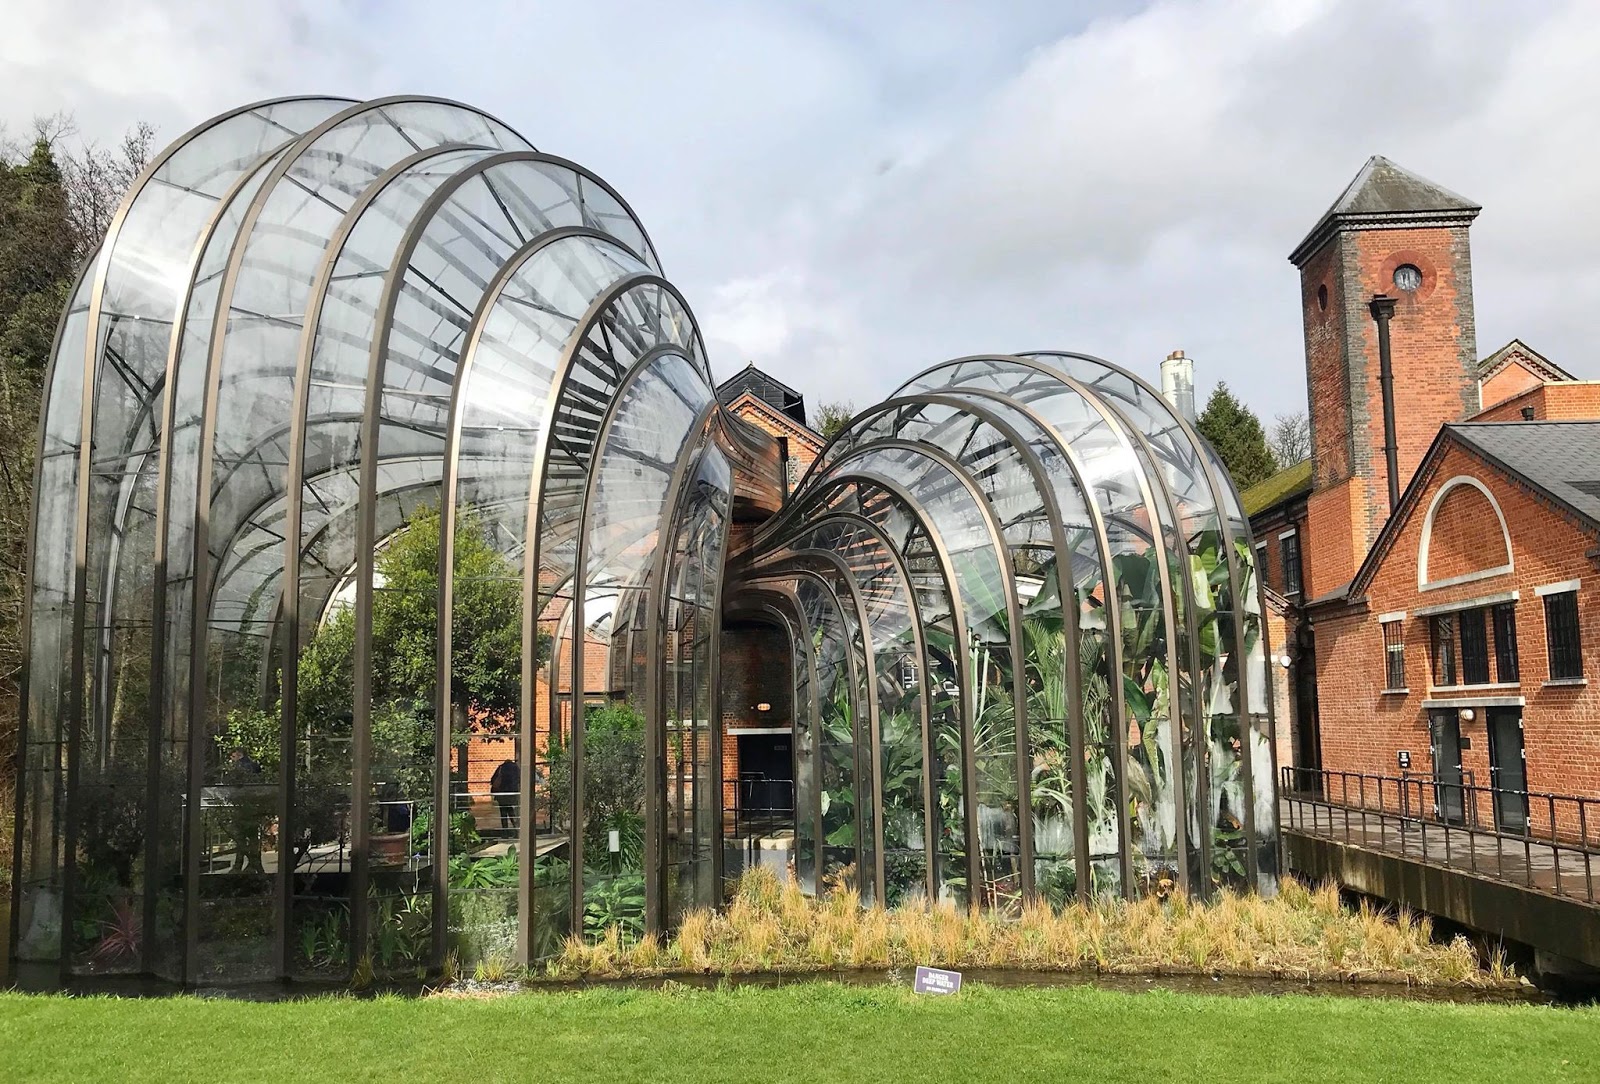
left=1282, top=795, right=1600, bottom=906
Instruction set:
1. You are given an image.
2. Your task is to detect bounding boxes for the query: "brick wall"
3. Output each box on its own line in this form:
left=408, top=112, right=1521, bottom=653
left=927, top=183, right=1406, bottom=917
left=1312, top=440, right=1600, bottom=836
left=1300, top=224, right=1478, bottom=593
left=1253, top=500, right=1309, bottom=599
left=725, top=392, right=824, bottom=493
left=1474, top=381, right=1600, bottom=423
left=1423, top=482, right=1511, bottom=585
left=1480, top=363, right=1544, bottom=412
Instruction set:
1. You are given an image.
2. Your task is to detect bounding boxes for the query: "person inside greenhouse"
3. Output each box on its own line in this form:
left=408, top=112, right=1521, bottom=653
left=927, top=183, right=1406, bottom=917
left=225, top=746, right=265, bottom=874
left=490, top=758, right=519, bottom=830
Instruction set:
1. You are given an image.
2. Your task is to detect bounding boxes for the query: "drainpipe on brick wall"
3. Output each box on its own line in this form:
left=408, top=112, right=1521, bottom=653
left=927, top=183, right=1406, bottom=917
left=1370, top=293, right=1401, bottom=514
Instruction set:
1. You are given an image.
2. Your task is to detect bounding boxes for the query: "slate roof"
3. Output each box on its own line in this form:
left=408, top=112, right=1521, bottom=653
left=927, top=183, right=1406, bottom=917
left=716, top=363, right=808, bottom=426
left=1241, top=458, right=1312, bottom=519
left=1447, top=421, right=1600, bottom=532
left=1290, top=156, right=1481, bottom=266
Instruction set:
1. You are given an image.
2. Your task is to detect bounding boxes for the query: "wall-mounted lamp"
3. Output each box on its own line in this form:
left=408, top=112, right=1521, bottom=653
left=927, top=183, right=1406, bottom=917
left=755, top=702, right=772, bottom=713
left=1458, top=708, right=1475, bottom=723
left=1278, top=654, right=1292, bottom=669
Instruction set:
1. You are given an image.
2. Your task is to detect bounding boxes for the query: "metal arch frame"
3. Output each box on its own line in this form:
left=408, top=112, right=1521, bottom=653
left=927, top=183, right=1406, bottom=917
left=646, top=422, right=735, bottom=920
left=743, top=549, right=881, bottom=900
left=799, top=439, right=1021, bottom=901
left=277, top=139, right=478, bottom=977
left=767, top=392, right=1073, bottom=902
left=903, top=383, right=1131, bottom=893
left=435, top=225, right=646, bottom=946
left=897, top=356, right=1195, bottom=896
left=289, top=148, right=654, bottom=972
left=923, top=376, right=1210, bottom=894
left=762, top=563, right=874, bottom=897
left=433, top=225, right=649, bottom=966
left=569, top=346, right=715, bottom=935
left=522, top=280, right=711, bottom=947
left=770, top=477, right=965, bottom=893
left=739, top=573, right=844, bottom=900
left=764, top=461, right=981, bottom=901
left=1024, top=349, right=1274, bottom=888
left=138, top=146, right=297, bottom=978
left=350, top=150, right=671, bottom=961
left=8, top=244, right=100, bottom=967
left=182, top=96, right=531, bottom=984
left=65, top=98, right=351, bottom=984
left=844, top=392, right=1082, bottom=901
left=744, top=509, right=937, bottom=904
left=721, top=585, right=820, bottom=893
left=922, top=385, right=1117, bottom=902
left=758, top=394, right=1084, bottom=902
left=508, top=262, right=713, bottom=958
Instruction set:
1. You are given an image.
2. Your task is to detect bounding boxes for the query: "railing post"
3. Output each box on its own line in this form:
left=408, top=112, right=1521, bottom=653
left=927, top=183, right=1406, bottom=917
left=1551, top=795, right=1562, bottom=898
left=1524, top=812, right=1534, bottom=890
left=1582, top=801, right=1593, bottom=904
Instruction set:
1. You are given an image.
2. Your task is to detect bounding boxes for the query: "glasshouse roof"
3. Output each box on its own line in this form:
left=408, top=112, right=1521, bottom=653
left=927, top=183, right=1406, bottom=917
left=9, top=96, right=1278, bottom=987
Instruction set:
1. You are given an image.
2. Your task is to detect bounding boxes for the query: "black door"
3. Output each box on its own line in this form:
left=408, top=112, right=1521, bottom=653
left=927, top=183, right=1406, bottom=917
left=1487, top=708, right=1529, bottom=835
left=1429, top=711, right=1465, bottom=825
left=736, top=733, right=794, bottom=829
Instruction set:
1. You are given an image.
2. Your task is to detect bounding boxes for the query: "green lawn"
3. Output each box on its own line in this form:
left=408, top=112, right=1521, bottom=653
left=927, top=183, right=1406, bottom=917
left=0, top=982, right=1595, bottom=1083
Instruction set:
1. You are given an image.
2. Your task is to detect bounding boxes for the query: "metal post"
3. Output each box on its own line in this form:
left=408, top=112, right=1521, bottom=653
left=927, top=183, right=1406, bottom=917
left=1551, top=795, right=1562, bottom=897
left=1581, top=801, right=1593, bottom=903
left=1369, top=295, right=1401, bottom=513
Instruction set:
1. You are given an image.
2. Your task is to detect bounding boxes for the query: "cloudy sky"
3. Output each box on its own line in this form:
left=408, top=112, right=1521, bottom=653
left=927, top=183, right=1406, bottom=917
left=5, top=0, right=1596, bottom=421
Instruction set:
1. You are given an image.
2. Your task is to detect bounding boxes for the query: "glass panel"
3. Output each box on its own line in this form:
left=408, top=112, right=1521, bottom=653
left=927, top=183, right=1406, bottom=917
left=13, top=257, right=96, bottom=964
left=894, top=361, right=1183, bottom=896
left=195, top=101, right=525, bottom=983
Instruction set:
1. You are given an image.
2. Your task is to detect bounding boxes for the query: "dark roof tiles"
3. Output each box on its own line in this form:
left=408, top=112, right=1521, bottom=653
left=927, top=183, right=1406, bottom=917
left=1290, top=156, right=1481, bottom=266
left=1448, top=421, right=1600, bottom=530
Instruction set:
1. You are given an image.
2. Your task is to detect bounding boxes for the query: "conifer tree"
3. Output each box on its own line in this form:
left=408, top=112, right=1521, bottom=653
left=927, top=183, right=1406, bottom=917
left=1196, top=382, right=1276, bottom=490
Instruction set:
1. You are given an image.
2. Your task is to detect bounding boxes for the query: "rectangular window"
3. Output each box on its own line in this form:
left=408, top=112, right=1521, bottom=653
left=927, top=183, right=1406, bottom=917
left=1544, top=590, right=1583, bottom=680
left=1459, top=607, right=1490, bottom=685
left=1382, top=621, right=1405, bottom=690
left=1492, top=602, right=1519, bottom=683
left=1431, top=614, right=1458, bottom=687
left=1281, top=532, right=1302, bottom=596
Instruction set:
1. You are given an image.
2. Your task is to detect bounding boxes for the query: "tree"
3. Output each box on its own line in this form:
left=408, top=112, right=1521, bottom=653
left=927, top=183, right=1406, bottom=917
left=1196, top=383, right=1276, bottom=490
left=58, top=122, right=155, bottom=260
left=1269, top=411, right=1311, bottom=467
left=815, top=399, right=854, bottom=440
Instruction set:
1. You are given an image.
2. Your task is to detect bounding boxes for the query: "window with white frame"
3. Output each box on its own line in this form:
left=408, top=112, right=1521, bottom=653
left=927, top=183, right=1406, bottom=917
left=1381, top=617, right=1405, bottom=690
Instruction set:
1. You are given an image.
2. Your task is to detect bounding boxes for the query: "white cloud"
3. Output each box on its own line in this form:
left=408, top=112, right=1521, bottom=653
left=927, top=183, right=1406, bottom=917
left=5, top=0, right=1598, bottom=423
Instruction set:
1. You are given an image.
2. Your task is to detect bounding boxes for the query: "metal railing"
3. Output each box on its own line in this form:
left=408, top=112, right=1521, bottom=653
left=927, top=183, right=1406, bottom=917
left=1282, top=766, right=1600, bottom=905
left=728, top=772, right=796, bottom=840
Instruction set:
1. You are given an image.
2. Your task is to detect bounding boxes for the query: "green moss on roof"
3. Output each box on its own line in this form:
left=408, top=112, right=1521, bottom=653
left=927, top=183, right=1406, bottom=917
left=1241, top=458, right=1312, bottom=518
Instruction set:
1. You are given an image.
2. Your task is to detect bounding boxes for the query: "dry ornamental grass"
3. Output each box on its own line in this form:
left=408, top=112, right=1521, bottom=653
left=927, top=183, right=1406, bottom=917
left=540, top=868, right=1508, bottom=988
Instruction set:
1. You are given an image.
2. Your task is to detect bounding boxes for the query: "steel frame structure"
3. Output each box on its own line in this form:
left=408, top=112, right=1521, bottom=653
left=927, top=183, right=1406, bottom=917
left=8, top=95, right=1278, bottom=987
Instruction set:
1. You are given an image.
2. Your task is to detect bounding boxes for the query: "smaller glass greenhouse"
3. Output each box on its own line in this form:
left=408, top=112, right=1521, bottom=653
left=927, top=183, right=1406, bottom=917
left=7, top=95, right=1277, bottom=986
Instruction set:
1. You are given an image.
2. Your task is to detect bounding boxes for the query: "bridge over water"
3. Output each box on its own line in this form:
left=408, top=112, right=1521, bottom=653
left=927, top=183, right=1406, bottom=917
left=1281, top=768, right=1600, bottom=972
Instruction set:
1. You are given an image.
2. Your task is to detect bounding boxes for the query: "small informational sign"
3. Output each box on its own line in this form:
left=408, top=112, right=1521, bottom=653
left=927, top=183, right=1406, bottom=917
left=913, top=965, right=962, bottom=995
left=608, top=829, right=621, bottom=853
left=1397, top=750, right=1411, bottom=770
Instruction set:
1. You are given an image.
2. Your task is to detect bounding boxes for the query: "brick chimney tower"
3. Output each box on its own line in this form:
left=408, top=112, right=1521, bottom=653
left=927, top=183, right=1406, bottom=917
left=1289, top=156, right=1481, bottom=596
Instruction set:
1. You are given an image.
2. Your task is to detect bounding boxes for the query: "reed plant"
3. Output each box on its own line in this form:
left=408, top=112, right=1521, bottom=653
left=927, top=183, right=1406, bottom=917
left=543, top=867, right=1502, bottom=988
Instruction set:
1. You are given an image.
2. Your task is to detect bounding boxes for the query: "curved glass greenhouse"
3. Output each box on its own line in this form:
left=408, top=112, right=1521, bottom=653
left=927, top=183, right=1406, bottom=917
left=7, top=96, right=1277, bottom=985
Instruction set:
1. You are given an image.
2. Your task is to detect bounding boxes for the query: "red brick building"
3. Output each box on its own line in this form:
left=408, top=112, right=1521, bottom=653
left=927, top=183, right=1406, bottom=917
left=1249, top=155, right=1600, bottom=835
left=714, top=365, right=826, bottom=827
